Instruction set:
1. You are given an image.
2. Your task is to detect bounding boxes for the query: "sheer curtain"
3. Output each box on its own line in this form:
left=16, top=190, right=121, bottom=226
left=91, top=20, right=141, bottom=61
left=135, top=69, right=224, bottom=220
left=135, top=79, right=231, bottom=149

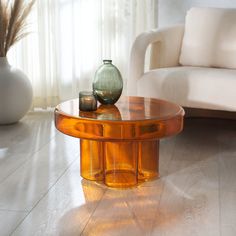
left=8, top=0, right=158, bottom=109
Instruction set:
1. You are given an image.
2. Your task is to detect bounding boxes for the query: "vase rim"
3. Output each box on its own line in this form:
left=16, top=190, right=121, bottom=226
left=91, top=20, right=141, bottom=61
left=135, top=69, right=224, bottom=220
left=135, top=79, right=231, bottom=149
left=103, top=59, right=112, bottom=64
left=0, top=57, right=10, bottom=66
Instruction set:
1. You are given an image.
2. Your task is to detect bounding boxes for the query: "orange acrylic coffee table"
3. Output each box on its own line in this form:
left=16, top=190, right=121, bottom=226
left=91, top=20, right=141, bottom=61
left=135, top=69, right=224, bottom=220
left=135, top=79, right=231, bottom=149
left=55, top=96, right=184, bottom=188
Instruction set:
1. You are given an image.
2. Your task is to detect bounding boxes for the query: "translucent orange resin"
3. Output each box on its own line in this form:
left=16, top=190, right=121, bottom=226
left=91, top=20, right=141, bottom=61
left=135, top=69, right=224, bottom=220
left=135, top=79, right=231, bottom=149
left=55, top=96, right=184, bottom=188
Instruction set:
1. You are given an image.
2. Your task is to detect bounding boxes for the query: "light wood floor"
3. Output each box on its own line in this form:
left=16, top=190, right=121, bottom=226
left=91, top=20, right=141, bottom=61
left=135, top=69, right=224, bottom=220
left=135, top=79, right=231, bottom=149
left=0, top=111, right=235, bottom=236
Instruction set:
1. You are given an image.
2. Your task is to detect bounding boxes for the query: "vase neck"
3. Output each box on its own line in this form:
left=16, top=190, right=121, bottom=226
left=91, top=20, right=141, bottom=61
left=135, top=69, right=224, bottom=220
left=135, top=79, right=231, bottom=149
left=0, top=57, right=10, bottom=67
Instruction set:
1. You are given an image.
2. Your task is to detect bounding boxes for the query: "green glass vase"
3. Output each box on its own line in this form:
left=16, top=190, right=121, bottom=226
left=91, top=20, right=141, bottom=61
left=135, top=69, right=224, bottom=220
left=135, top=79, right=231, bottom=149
left=93, top=60, right=123, bottom=105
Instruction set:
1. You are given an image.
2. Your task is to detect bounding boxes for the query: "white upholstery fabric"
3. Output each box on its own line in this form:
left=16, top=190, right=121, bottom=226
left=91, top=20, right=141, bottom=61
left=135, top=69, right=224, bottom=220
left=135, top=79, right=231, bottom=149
left=128, top=25, right=184, bottom=95
left=128, top=9, right=236, bottom=113
left=137, top=66, right=236, bottom=112
left=180, top=7, right=236, bottom=69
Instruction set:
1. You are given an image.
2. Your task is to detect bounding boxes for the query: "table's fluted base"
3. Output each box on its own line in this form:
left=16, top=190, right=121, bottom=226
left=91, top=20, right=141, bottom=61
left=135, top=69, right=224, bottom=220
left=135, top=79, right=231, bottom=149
left=80, top=139, right=159, bottom=188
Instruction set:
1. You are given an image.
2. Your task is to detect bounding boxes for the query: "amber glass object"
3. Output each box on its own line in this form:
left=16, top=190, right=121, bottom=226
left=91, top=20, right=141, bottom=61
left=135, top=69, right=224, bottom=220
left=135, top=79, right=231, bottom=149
left=93, top=60, right=123, bottom=105
left=55, top=96, right=184, bottom=188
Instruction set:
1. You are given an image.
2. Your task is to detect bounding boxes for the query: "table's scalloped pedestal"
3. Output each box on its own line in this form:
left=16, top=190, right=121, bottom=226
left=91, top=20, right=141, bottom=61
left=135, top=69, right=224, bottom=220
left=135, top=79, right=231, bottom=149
left=80, top=139, right=159, bottom=188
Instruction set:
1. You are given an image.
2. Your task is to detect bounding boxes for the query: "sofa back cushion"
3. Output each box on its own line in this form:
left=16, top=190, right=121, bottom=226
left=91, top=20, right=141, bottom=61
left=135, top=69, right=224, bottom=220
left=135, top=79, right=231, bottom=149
left=179, top=7, right=236, bottom=69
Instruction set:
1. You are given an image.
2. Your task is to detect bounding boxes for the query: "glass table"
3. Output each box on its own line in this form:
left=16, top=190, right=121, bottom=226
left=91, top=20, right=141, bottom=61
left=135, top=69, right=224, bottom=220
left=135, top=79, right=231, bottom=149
left=54, top=96, right=184, bottom=188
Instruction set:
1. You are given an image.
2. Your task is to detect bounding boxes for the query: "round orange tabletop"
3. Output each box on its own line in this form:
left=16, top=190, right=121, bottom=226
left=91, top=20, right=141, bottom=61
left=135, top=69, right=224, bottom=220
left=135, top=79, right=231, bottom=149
left=55, top=96, right=184, bottom=188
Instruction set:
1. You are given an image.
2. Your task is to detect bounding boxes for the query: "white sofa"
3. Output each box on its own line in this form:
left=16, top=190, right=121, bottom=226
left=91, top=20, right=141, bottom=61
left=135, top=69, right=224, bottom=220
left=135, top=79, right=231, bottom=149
left=128, top=7, right=236, bottom=112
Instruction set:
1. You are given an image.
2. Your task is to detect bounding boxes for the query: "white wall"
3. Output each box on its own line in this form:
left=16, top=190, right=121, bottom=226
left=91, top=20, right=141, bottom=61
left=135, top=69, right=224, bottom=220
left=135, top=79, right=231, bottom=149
left=159, top=0, right=236, bottom=27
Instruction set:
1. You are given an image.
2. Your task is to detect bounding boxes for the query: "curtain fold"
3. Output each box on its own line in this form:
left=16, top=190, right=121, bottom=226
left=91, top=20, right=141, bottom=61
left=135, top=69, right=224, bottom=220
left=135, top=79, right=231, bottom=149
left=7, top=0, right=158, bottom=109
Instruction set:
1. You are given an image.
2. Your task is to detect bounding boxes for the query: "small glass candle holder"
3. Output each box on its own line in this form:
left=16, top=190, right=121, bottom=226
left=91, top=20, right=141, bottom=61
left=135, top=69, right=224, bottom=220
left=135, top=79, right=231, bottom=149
left=79, top=91, right=97, bottom=111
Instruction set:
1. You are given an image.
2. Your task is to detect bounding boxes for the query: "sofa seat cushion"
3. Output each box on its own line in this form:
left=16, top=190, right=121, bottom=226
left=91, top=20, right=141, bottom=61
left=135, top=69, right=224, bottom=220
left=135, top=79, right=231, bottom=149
left=137, top=66, right=236, bottom=111
left=179, top=7, right=236, bottom=69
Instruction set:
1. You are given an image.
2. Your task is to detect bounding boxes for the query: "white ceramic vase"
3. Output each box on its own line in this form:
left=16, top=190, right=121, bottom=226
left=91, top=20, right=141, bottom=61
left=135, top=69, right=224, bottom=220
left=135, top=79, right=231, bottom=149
left=0, top=57, right=33, bottom=125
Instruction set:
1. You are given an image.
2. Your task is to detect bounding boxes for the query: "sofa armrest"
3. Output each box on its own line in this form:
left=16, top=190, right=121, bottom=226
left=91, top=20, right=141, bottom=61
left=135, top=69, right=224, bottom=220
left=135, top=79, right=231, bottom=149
left=128, top=24, right=184, bottom=95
